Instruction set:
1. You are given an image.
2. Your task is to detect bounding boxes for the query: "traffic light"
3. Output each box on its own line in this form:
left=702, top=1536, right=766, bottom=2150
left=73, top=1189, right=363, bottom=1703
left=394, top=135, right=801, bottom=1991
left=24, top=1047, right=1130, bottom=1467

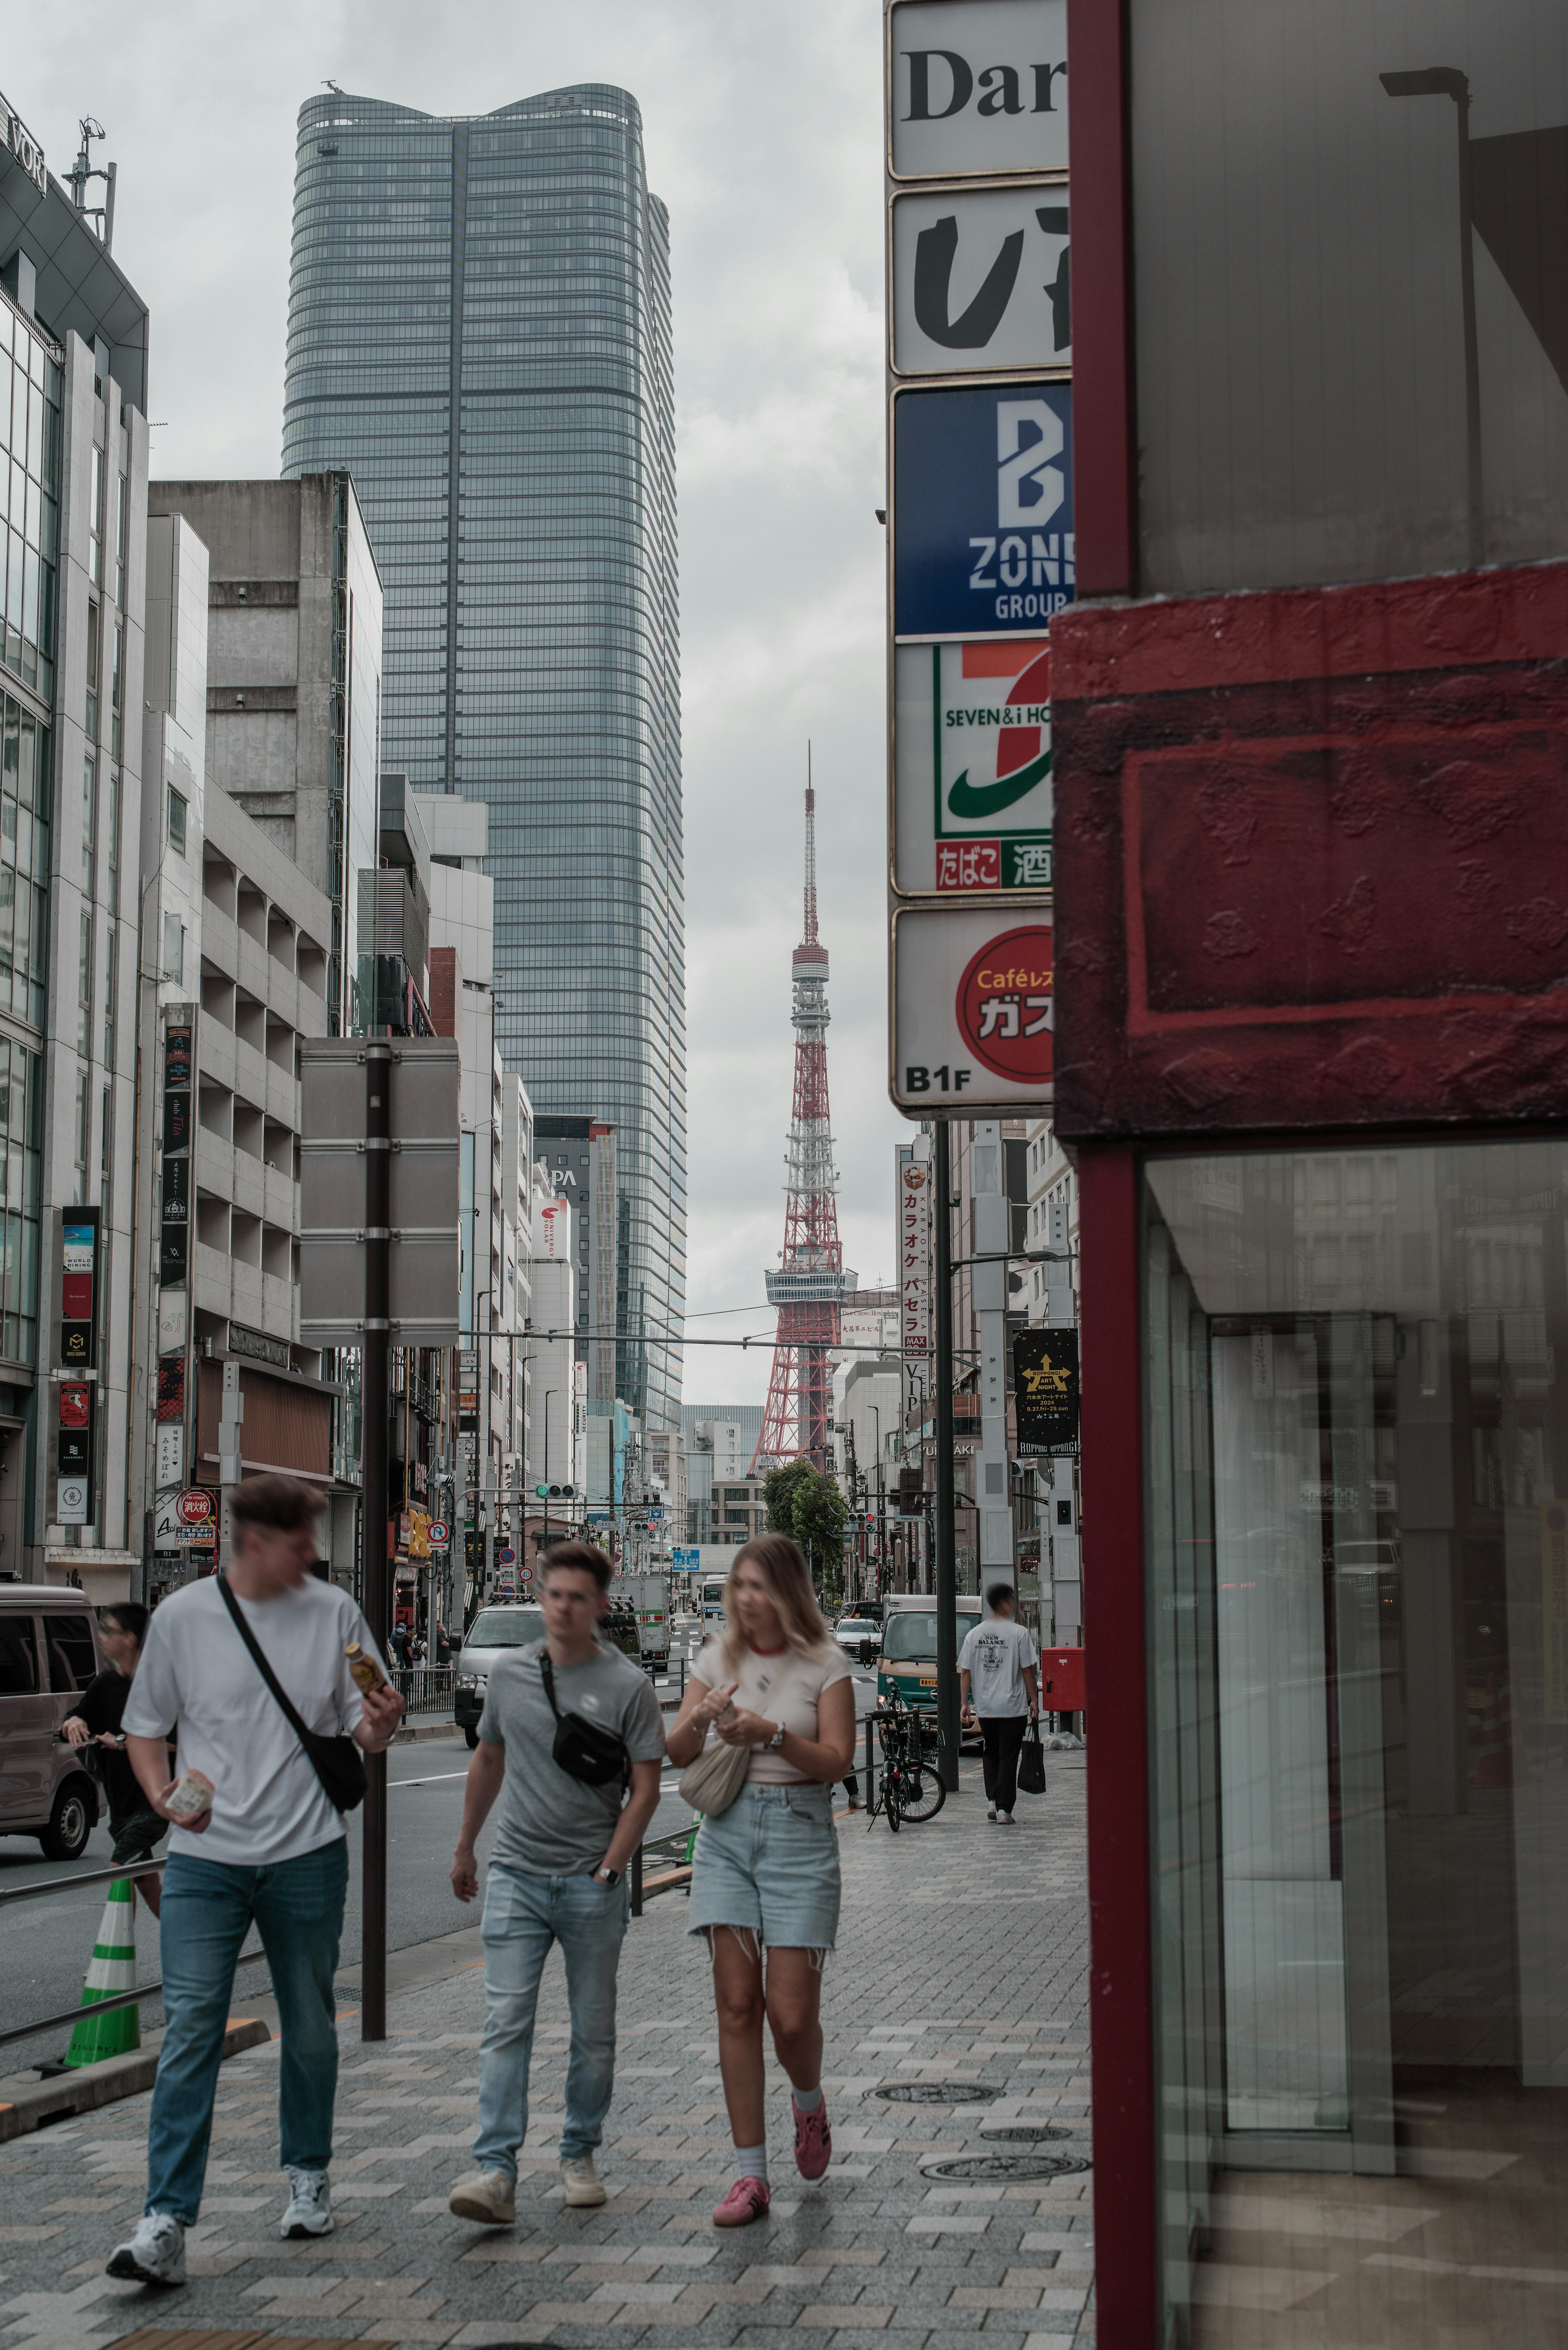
left=537, top=1482, right=574, bottom=1501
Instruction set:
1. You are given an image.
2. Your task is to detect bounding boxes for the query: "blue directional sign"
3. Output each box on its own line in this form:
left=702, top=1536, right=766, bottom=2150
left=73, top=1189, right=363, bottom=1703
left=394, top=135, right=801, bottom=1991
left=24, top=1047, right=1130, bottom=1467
left=893, top=381, right=1074, bottom=639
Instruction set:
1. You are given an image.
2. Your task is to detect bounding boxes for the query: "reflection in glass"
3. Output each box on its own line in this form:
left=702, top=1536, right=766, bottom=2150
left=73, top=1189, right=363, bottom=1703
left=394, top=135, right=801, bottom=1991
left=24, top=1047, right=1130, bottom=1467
left=1146, top=1142, right=1568, bottom=2342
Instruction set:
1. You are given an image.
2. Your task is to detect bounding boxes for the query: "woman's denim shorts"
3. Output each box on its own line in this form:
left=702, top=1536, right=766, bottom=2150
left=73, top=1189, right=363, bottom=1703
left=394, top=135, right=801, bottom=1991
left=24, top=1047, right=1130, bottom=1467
left=687, top=1782, right=842, bottom=1952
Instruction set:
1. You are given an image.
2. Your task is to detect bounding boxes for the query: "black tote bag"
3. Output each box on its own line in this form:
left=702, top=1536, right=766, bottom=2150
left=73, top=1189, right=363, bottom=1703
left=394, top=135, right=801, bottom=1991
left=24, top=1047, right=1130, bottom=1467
left=1016, top=1718, right=1047, bottom=1797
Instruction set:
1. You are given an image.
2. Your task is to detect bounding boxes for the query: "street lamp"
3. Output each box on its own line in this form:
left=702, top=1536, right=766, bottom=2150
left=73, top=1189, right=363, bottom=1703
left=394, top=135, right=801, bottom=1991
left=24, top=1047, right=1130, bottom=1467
left=1381, top=66, right=1483, bottom=568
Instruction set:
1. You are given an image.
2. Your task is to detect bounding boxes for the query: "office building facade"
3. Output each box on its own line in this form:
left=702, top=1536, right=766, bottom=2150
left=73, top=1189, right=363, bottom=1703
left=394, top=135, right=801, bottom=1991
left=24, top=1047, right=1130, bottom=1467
left=0, top=112, right=149, bottom=1596
left=281, top=82, right=685, bottom=1431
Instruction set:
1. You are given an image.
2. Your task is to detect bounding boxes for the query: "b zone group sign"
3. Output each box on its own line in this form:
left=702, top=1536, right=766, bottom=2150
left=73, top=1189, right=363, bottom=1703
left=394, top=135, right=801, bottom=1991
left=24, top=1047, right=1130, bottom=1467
left=891, top=904, right=1053, bottom=1109
left=894, top=380, right=1073, bottom=638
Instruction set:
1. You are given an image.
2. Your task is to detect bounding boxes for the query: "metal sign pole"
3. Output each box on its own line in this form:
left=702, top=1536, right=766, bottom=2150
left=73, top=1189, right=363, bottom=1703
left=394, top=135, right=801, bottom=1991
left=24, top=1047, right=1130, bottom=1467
left=933, top=1118, right=960, bottom=1793
left=361, top=1041, right=392, bottom=2042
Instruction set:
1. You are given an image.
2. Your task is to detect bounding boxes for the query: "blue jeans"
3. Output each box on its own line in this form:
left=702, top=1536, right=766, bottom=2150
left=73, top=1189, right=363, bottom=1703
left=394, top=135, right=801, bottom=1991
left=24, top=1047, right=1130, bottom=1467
left=473, top=1862, right=629, bottom=2177
left=145, top=1839, right=348, bottom=2222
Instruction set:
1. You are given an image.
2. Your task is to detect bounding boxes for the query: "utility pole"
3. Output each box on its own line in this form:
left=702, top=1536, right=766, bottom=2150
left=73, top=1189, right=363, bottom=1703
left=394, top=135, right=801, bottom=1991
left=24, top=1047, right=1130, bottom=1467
left=933, top=1119, right=959, bottom=1792
left=360, top=1040, right=391, bottom=2042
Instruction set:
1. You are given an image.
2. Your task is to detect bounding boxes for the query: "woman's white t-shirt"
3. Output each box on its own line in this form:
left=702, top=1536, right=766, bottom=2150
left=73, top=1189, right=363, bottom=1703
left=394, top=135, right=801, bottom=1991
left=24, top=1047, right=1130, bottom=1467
left=692, top=1637, right=853, bottom=1783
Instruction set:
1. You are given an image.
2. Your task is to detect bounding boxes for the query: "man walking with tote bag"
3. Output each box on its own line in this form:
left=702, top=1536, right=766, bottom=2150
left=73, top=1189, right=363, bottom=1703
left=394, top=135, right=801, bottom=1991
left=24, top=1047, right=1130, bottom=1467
left=959, top=1583, right=1040, bottom=1824
left=107, top=1475, right=403, bottom=2287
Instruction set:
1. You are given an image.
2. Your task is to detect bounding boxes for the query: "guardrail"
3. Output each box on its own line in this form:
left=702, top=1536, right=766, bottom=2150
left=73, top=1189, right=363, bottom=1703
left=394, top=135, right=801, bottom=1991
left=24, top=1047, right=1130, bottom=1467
left=390, top=1665, right=454, bottom=1713
left=0, top=1860, right=283, bottom=2052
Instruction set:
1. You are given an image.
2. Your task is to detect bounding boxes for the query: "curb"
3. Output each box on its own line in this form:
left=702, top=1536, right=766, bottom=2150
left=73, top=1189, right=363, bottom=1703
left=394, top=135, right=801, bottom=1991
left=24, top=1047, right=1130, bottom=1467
left=393, top=1718, right=467, bottom=1745
left=0, top=2016, right=271, bottom=2142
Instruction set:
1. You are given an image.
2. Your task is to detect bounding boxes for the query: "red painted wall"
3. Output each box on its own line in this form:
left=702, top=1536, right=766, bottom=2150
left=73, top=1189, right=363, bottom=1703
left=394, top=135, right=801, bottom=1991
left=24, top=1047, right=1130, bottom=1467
left=1051, top=560, right=1568, bottom=1144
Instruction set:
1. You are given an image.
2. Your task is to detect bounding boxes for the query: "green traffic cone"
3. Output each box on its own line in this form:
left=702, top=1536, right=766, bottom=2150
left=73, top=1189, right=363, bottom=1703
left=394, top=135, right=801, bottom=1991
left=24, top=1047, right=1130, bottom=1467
left=63, top=1875, right=141, bottom=2068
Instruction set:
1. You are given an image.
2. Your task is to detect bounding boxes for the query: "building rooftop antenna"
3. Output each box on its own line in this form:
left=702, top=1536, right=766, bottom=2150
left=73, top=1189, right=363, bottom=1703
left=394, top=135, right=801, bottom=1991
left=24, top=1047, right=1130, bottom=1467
left=66, top=116, right=116, bottom=250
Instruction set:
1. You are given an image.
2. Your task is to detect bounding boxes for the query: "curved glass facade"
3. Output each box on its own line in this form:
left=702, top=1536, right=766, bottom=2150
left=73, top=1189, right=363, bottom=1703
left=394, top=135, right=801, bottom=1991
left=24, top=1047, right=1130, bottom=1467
left=283, top=84, right=684, bottom=1428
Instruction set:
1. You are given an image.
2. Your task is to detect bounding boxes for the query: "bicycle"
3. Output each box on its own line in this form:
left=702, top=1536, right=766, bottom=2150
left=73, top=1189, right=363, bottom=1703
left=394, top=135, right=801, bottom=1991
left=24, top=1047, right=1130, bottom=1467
left=866, top=1689, right=947, bottom=1831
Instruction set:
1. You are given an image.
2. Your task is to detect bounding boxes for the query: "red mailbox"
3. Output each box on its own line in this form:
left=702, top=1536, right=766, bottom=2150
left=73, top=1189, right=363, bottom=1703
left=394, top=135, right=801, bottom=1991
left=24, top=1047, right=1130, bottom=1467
left=1038, top=1646, right=1085, bottom=1715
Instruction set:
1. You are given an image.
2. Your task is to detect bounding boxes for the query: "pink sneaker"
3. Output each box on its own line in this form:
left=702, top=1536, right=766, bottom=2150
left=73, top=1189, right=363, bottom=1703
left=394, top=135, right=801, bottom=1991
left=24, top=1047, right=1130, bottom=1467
left=713, top=2175, right=771, bottom=2228
left=794, top=2097, right=832, bottom=2181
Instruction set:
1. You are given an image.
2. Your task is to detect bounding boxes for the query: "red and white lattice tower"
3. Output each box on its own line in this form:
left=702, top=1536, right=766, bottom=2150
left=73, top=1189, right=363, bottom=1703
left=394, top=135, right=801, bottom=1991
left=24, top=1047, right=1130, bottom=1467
left=751, top=768, right=847, bottom=1473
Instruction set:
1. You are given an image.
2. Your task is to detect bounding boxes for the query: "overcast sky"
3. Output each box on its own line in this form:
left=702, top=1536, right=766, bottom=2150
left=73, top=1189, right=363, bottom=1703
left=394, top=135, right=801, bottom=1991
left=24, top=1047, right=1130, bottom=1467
left=16, top=0, right=908, bottom=1408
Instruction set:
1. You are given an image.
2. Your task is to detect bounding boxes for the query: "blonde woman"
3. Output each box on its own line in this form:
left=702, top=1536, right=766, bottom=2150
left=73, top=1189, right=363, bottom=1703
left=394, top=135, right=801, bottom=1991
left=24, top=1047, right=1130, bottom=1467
left=666, top=1535, right=856, bottom=2227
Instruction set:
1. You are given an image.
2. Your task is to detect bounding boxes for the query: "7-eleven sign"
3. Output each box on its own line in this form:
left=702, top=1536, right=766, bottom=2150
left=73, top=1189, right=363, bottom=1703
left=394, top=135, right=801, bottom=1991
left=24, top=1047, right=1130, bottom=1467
left=893, top=636, right=1054, bottom=894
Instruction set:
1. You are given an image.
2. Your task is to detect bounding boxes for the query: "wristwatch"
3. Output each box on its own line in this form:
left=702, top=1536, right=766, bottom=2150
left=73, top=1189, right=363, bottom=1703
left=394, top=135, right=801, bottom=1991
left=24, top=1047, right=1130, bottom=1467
left=767, top=1721, right=787, bottom=1750
left=594, top=1864, right=621, bottom=1886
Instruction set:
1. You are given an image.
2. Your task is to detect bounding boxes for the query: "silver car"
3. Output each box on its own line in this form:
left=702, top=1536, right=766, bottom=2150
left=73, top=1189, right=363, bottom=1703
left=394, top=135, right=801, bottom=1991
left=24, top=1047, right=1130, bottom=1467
left=0, top=1585, right=105, bottom=1859
left=453, top=1601, right=546, bottom=1747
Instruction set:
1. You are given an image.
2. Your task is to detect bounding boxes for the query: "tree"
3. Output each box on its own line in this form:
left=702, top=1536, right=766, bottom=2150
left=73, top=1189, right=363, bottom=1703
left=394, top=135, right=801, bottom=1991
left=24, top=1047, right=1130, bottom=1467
left=789, top=1469, right=849, bottom=1605
left=764, top=1459, right=816, bottom=1534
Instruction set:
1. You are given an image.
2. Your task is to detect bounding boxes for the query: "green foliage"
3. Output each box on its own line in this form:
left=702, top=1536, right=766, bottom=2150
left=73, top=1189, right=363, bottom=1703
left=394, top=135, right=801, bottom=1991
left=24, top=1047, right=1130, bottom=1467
left=764, top=1459, right=816, bottom=1533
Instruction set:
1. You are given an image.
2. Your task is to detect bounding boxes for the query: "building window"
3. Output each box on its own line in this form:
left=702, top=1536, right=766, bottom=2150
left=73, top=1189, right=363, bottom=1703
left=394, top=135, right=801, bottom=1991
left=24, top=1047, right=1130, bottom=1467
left=0, top=1032, right=42, bottom=1362
left=84, top=605, right=99, bottom=742
left=102, top=928, right=115, bottom=1070
left=72, top=1064, right=88, bottom=1204
left=105, top=772, right=118, bottom=915
left=109, top=619, right=122, bottom=758
left=81, top=755, right=96, bottom=896
left=88, top=442, right=103, bottom=589
left=100, top=1081, right=111, bottom=1195
left=114, top=470, right=127, bottom=609
left=167, top=787, right=187, bottom=857
left=162, top=911, right=183, bottom=983
left=76, top=911, right=91, bottom=1056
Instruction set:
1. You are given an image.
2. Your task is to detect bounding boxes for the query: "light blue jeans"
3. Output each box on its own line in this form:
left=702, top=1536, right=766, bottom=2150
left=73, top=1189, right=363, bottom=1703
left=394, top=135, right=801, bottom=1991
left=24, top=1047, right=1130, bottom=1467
left=146, top=1839, right=348, bottom=2222
left=473, top=1862, right=630, bottom=2177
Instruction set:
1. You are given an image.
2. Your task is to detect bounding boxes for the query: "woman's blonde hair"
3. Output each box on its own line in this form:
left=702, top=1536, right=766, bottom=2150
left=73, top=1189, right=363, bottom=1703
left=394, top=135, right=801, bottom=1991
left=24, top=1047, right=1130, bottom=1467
left=719, top=1532, right=832, bottom=1674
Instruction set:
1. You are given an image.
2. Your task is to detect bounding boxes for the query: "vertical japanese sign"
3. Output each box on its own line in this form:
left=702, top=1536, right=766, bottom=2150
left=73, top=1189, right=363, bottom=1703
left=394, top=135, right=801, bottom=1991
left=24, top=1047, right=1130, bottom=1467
left=886, top=0, right=1067, bottom=1114
left=58, top=1205, right=100, bottom=1527
left=157, top=1013, right=194, bottom=1506
left=1013, top=1326, right=1080, bottom=1454
left=899, top=1145, right=932, bottom=1434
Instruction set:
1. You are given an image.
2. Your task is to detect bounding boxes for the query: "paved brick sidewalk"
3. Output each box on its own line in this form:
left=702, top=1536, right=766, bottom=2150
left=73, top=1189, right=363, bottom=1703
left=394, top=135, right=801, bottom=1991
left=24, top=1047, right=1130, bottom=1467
left=0, top=1756, right=1091, bottom=2350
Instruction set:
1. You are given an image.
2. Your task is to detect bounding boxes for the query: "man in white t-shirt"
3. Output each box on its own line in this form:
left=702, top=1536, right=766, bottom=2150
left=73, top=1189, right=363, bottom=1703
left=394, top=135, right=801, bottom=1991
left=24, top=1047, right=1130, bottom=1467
left=107, top=1475, right=403, bottom=2289
left=958, top=1584, right=1039, bottom=1824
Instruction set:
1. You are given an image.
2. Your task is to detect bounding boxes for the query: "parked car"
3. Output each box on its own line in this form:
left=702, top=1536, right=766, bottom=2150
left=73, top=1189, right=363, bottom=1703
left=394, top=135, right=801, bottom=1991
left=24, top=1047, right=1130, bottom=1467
left=453, top=1601, right=546, bottom=1748
left=0, top=1585, right=105, bottom=1859
left=833, top=1615, right=882, bottom=1665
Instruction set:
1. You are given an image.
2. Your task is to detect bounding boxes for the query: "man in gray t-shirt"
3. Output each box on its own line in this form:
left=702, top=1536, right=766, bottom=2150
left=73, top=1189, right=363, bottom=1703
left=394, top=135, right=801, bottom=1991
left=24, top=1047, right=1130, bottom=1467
left=447, top=1543, right=664, bottom=2225
left=959, top=1585, right=1040, bottom=1826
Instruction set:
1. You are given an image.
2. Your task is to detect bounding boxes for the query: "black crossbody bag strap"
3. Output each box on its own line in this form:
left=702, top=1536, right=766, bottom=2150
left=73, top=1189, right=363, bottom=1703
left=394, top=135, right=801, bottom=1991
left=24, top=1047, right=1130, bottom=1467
left=216, top=1574, right=368, bottom=1814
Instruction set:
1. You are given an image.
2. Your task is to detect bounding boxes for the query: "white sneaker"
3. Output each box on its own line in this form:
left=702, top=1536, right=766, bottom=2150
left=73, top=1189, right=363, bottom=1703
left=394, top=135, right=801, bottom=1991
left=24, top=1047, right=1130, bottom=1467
left=107, top=2211, right=186, bottom=2286
left=448, top=2169, right=517, bottom=2225
left=998, top=1810, right=1016, bottom=1825
left=560, top=2154, right=607, bottom=2207
left=281, top=2165, right=334, bottom=2238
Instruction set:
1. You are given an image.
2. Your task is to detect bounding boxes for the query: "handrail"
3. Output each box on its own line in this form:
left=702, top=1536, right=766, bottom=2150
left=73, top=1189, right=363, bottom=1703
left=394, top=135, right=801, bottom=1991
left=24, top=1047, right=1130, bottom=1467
left=0, top=1945, right=271, bottom=2052
left=0, top=1859, right=168, bottom=1911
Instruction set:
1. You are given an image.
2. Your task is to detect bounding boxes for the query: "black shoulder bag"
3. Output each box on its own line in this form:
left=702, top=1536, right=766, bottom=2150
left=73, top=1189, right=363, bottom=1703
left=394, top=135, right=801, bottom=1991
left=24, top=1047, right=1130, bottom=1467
left=538, top=1649, right=630, bottom=1790
left=217, top=1575, right=368, bottom=1815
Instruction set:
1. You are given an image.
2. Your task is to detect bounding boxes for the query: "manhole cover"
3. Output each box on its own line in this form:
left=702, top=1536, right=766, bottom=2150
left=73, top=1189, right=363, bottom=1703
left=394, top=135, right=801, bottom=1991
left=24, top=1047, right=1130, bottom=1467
left=871, top=2081, right=1002, bottom=2105
left=980, top=2123, right=1075, bottom=2142
left=921, top=2152, right=1091, bottom=2181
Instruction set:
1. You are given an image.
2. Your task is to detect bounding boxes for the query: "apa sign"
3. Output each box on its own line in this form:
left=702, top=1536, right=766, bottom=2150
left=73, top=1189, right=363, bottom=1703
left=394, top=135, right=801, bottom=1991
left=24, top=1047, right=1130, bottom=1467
left=893, top=381, right=1073, bottom=637
left=891, top=905, right=1054, bottom=1110
left=891, top=185, right=1069, bottom=376
left=889, top=0, right=1068, bottom=179
left=894, top=635, right=1053, bottom=892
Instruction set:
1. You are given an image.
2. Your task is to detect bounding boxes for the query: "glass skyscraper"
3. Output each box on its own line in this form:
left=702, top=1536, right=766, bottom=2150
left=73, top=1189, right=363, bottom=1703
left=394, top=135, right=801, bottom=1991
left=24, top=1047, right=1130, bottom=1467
left=282, top=83, right=684, bottom=1428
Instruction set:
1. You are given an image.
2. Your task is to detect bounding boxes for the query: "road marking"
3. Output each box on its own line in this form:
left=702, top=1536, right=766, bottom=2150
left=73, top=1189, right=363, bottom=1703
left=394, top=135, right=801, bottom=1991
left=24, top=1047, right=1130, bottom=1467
left=390, top=1770, right=472, bottom=1789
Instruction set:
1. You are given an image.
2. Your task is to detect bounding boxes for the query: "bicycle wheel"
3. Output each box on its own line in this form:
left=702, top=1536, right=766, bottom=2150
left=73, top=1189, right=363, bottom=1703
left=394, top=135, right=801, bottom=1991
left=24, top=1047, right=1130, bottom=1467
left=894, top=1765, right=947, bottom=1823
left=884, top=1769, right=902, bottom=1831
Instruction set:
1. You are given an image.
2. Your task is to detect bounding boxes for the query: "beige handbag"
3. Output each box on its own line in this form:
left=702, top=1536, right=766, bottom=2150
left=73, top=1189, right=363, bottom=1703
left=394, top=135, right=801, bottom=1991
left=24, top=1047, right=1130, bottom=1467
left=679, top=1655, right=798, bottom=1818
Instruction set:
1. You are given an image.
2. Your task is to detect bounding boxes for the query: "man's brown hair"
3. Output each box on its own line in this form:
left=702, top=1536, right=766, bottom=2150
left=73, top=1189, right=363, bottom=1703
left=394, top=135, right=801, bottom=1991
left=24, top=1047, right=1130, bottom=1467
left=540, top=1538, right=612, bottom=1595
left=228, top=1473, right=324, bottom=1532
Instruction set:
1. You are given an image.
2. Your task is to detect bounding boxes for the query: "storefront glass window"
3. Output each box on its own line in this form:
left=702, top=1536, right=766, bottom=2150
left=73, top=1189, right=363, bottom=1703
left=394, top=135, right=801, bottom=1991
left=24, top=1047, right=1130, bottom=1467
left=1145, top=1140, right=1568, bottom=2341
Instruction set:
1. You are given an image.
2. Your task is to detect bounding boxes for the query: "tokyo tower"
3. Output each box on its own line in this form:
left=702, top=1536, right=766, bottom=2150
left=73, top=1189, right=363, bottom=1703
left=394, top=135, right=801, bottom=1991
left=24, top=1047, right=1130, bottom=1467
left=753, top=765, right=847, bottom=1472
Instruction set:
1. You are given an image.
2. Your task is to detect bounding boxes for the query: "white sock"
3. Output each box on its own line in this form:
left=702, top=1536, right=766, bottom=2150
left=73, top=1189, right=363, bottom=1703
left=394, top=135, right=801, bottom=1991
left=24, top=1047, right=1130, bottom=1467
left=792, top=2084, right=823, bottom=2113
left=734, top=2141, right=768, bottom=2181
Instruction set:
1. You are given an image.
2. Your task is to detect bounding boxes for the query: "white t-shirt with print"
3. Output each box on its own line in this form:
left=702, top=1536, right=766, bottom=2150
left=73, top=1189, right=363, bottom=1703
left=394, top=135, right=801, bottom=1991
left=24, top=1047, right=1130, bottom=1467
left=692, top=1637, right=853, bottom=1783
left=124, top=1575, right=383, bottom=1868
left=958, top=1617, right=1038, bottom=1718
